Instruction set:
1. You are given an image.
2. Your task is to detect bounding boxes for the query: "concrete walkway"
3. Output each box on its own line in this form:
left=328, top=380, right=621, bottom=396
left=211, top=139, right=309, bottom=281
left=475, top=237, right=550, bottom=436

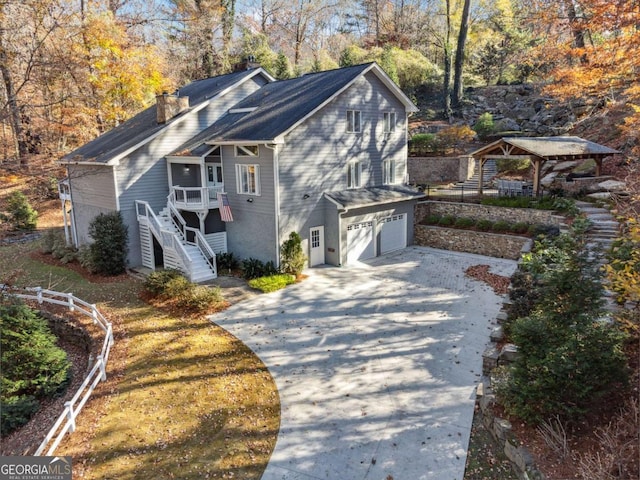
left=209, top=247, right=518, bottom=480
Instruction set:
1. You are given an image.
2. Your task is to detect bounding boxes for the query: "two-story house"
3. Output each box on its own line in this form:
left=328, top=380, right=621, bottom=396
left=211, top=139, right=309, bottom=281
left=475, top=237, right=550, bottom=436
left=59, top=62, right=423, bottom=282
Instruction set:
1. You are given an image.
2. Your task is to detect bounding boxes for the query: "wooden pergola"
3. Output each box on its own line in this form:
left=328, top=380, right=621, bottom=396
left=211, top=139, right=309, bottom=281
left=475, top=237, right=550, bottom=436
left=469, top=136, right=620, bottom=196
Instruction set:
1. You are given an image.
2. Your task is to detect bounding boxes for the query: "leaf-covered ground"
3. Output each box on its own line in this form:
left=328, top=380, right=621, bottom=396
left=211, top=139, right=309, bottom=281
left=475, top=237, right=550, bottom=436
left=0, top=237, right=280, bottom=479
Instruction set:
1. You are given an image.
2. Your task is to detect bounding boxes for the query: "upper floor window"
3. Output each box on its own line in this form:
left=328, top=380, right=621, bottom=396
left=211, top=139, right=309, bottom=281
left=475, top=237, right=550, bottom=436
left=383, top=159, right=396, bottom=185
left=383, top=112, right=396, bottom=133
left=236, top=164, right=260, bottom=195
left=235, top=145, right=259, bottom=157
left=346, top=110, right=361, bottom=133
left=347, top=161, right=362, bottom=189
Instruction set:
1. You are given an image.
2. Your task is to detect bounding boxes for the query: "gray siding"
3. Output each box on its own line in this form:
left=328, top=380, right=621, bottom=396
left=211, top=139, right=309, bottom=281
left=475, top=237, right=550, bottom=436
left=66, top=164, right=117, bottom=245
left=112, top=76, right=266, bottom=266
left=221, top=145, right=278, bottom=263
left=276, top=70, right=409, bottom=265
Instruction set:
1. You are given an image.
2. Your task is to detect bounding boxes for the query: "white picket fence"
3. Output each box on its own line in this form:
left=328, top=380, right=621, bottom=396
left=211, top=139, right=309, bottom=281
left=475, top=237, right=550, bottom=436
left=2, top=286, right=114, bottom=456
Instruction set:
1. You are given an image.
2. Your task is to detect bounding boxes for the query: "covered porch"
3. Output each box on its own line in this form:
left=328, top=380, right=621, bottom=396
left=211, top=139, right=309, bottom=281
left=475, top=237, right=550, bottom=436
left=167, top=145, right=225, bottom=211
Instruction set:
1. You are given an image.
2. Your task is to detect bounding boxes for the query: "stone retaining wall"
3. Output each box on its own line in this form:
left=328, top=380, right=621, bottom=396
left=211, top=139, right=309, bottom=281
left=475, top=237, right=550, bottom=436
left=415, top=225, right=532, bottom=260
left=408, top=156, right=475, bottom=184
left=416, top=201, right=564, bottom=227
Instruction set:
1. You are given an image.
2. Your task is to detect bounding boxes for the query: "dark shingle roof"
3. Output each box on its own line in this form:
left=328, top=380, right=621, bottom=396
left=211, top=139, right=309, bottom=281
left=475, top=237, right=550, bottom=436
left=325, top=185, right=426, bottom=209
left=61, top=69, right=266, bottom=164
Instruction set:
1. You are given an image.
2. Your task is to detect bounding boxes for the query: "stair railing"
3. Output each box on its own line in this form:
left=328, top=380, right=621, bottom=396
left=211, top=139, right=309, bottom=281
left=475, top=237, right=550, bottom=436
left=166, top=198, right=217, bottom=277
left=135, top=200, right=193, bottom=270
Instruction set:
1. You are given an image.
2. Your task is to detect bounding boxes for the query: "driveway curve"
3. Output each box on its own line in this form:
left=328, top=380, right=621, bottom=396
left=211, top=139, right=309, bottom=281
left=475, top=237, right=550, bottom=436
left=209, top=247, right=517, bottom=480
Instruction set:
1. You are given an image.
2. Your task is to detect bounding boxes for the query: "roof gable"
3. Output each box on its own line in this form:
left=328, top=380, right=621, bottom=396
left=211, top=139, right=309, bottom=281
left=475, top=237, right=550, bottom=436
left=194, top=62, right=417, bottom=146
left=61, top=68, right=274, bottom=164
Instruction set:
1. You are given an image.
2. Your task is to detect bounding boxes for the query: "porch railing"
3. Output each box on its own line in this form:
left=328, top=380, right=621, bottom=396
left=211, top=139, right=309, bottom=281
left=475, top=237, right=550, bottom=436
left=170, top=185, right=224, bottom=210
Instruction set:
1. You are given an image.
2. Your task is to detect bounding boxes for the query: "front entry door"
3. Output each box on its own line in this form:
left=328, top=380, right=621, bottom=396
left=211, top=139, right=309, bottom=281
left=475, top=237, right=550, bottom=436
left=207, top=164, right=223, bottom=199
left=309, top=226, right=325, bottom=266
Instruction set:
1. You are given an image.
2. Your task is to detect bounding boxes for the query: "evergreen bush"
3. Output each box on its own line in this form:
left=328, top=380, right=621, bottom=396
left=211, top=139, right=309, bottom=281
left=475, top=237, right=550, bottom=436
left=280, top=232, right=307, bottom=276
left=1, top=299, right=71, bottom=434
left=88, top=212, right=129, bottom=275
left=241, top=258, right=267, bottom=280
left=472, top=112, right=495, bottom=140
left=6, top=191, right=38, bottom=231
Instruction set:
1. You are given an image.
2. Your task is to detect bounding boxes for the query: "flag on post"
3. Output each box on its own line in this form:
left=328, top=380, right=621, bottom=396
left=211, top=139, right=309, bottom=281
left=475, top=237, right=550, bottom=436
left=217, top=192, right=234, bottom=222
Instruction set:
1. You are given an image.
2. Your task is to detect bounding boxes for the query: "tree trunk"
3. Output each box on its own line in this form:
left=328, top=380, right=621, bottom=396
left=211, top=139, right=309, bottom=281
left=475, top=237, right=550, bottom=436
left=452, top=0, right=471, bottom=109
left=0, top=40, right=25, bottom=161
left=442, top=0, right=453, bottom=121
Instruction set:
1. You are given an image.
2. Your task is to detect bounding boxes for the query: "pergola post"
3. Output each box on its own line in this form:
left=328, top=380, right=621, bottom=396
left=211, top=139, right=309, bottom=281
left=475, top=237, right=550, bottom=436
left=532, top=157, right=547, bottom=197
left=477, top=157, right=485, bottom=195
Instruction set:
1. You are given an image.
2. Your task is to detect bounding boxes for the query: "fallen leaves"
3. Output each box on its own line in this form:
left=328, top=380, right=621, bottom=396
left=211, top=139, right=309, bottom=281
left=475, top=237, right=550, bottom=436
left=464, top=265, right=511, bottom=295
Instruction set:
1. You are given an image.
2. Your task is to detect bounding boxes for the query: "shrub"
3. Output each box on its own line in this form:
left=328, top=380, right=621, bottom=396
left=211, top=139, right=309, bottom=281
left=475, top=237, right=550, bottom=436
left=144, top=269, right=184, bottom=296
left=280, top=232, right=307, bottom=276
left=6, top=191, right=38, bottom=231
left=175, top=285, right=222, bottom=311
left=1, top=395, right=40, bottom=434
left=88, top=212, right=128, bottom=275
left=436, top=125, right=475, bottom=153
left=263, top=261, right=279, bottom=276
left=242, top=258, right=267, bottom=280
left=497, top=229, right=629, bottom=423
left=437, top=215, right=455, bottom=226
left=408, top=133, right=438, bottom=156
left=476, top=219, right=494, bottom=231
left=492, top=220, right=511, bottom=232
left=1, top=299, right=71, bottom=434
left=248, top=274, right=296, bottom=293
left=216, top=252, right=240, bottom=272
left=454, top=217, right=476, bottom=228
left=424, top=214, right=441, bottom=225
left=472, top=112, right=495, bottom=140
left=511, top=222, right=530, bottom=234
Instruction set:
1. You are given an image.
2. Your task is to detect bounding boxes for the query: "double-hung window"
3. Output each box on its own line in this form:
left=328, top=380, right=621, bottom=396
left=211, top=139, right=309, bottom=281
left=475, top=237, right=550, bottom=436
left=346, top=110, right=361, bottom=133
left=383, top=112, right=396, bottom=133
left=236, top=164, right=260, bottom=195
left=383, top=159, right=396, bottom=185
left=347, top=161, right=362, bottom=189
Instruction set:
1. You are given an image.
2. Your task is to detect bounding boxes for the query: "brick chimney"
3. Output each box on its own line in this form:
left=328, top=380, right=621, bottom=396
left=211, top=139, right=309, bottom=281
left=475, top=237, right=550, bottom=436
left=233, top=55, right=260, bottom=72
left=156, top=93, right=189, bottom=124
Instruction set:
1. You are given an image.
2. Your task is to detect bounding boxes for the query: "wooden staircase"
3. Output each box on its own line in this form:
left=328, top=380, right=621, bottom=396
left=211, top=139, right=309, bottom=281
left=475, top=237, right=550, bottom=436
left=136, top=201, right=217, bottom=283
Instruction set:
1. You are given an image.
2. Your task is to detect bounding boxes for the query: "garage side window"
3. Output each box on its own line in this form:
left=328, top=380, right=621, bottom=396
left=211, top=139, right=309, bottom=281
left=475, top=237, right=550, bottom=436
left=347, top=161, right=362, bottom=189
left=236, top=164, right=260, bottom=195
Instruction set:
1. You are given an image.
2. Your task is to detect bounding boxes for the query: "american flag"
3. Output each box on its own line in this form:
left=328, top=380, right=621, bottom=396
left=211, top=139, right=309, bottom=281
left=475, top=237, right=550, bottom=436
left=217, top=192, right=234, bottom=222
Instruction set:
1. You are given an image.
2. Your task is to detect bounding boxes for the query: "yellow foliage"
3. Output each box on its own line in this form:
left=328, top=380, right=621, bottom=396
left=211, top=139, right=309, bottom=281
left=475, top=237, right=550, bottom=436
left=605, top=220, right=640, bottom=305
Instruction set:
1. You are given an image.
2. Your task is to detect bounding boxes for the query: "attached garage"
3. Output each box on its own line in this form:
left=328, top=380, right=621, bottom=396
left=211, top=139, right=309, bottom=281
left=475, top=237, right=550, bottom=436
left=380, top=214, right=407, bottom=254
left=323, top=185, right=426, bottom=267
left=347, top=221, right=375, bottom=263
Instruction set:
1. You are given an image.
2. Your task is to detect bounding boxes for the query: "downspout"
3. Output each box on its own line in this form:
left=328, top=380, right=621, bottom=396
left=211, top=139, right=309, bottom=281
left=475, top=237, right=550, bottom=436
left=266, top=143, right=281, bottom=267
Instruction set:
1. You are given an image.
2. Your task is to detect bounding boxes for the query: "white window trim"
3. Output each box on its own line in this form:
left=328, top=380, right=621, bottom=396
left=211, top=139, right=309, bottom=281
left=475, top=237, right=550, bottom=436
left=383, top=159, right=396, bottom=185
left=235, top=145, right=259, bottom=157
left=235, top=164, right=261, bottom=195
left=346, top=110, right=362, bottom=133
left=383, top=112, right=396, bottom=133
left=347, top=160, right=362, bottom=189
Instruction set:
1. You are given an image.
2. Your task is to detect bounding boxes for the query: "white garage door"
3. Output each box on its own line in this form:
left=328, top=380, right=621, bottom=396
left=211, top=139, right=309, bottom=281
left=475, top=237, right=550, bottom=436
left=380, top=214, right=407, bottom=254
left=347, top=221, right=375, bottom=263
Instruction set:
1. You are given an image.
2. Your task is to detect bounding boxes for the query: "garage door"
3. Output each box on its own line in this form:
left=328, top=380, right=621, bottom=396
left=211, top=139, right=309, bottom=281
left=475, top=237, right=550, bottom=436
left=347, top=221, right=375, bottom=263
left=380, top=214, right=407, bottom=254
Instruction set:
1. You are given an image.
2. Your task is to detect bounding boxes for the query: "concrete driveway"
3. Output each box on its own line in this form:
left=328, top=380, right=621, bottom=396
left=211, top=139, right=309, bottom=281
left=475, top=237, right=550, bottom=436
left=209, top=246, right=517, bottom=480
